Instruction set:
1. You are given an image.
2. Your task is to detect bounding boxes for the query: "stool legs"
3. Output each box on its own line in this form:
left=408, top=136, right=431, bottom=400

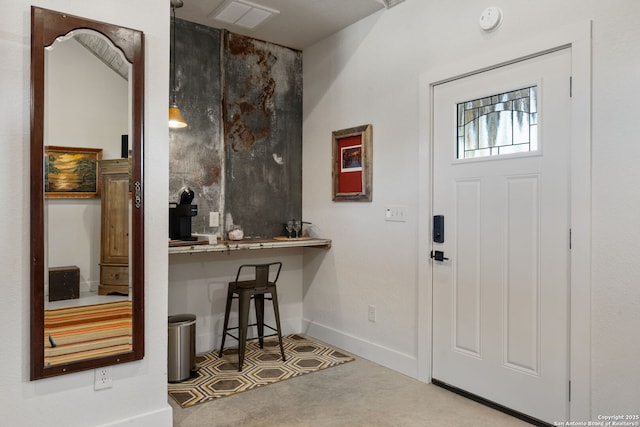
left=218, top=285, right=234, bottom=357
left=237, top=292, right=252, bottom=371
left=218, top=285, right=286, bottom=371
left=270, top=288, right=286, bottom=362
left=254, top=294, right=265, bottom=348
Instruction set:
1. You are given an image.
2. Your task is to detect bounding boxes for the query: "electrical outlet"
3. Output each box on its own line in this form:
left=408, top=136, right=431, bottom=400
left=209, top=212, right=219, bottom=227
left=368, top=305, right=377, bottom=322
left=385, top=205, right=408, bottom=222
left=94, top=367, right=113, bottom=390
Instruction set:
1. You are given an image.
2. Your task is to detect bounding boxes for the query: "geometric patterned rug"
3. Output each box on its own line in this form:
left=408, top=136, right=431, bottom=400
left=168, top=334, right=355, bottom=408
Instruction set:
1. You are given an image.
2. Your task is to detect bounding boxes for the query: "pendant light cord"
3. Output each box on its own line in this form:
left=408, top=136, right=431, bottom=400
left=171, top=5, right=176, bottom=105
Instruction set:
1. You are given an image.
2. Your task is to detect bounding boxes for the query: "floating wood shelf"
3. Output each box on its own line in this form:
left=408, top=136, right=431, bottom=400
left=168, top=238, right=331, bottom=254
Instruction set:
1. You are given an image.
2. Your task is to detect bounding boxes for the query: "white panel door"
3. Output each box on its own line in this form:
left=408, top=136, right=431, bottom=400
left=432, top=48, right=571, bottom=423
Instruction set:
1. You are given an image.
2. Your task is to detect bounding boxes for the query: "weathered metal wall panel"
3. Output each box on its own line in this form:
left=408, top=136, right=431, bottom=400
left=223, top=33, right=302, bottom=239
left=169, top=22, right=302, bottom=239
left=169, top=19, right=223, bottom=235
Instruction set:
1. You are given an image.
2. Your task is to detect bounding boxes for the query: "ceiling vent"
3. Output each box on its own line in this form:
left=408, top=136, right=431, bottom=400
left=382, top=0, right=405, bottom=8
left=209, top=0, right=280, bottom=30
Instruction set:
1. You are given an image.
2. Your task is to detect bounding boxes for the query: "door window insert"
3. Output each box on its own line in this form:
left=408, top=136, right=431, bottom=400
left=457, top=86, right=537, bottom=159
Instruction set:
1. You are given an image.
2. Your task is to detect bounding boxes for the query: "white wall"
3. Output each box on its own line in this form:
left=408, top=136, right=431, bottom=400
left=0, top=1, right=171, bottom=426
left=302, top=0, right=640, bottom=420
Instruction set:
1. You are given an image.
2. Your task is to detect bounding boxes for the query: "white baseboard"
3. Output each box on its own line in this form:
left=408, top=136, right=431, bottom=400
left=198, top=316, right=419, bottom=379
left=97, top=404, right=173, bottom=427
left=301, top=319, right=419, bottom=379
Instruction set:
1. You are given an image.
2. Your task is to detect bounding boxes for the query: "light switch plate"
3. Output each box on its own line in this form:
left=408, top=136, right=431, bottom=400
left=385, top=205, right=408, bottom=222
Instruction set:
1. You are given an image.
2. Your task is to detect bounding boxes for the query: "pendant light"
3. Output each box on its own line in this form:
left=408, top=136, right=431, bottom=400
left=169, top=0, right=187, bottom=128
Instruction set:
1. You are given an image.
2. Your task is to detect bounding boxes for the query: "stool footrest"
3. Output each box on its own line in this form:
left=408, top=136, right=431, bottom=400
left=223, top=331, right=280, bottom=344
left=222, top=323, right=279, bottom=343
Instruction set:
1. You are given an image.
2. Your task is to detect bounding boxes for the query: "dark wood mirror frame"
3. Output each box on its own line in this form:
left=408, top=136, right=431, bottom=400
left=30, top=6, right=145, bottom=380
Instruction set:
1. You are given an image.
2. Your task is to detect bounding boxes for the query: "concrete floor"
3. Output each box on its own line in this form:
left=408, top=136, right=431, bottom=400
left=170, top=354, right=531, bottom=426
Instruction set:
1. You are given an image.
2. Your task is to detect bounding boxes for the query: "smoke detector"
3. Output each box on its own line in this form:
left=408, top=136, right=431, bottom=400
left=479, top=7, right=503, bottom=31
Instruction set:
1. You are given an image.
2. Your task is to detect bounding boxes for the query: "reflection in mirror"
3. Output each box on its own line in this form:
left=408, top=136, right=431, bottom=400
left=31, top=7, right=144, bottom=379
left=43, top=30, right=132, bottom=367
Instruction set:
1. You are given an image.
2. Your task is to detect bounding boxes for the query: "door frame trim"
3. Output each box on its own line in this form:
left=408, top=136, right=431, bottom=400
left=417, top=21, right=592, bottom=422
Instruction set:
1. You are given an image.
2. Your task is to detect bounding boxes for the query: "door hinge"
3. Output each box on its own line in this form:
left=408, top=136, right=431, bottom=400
left=570, top=76, right=573, bottom=98
left=569, top=228, right=572, bottom=250
left=569, top=380, right=571, bottom=402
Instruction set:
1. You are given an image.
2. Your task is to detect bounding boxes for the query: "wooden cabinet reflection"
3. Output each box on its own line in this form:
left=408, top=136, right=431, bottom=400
left=99, top=159, right=130, bottom=296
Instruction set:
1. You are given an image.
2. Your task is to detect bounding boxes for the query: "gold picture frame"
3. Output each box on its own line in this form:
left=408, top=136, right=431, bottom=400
left=44, top=146, right=103, bottom=198
left=332, top=124, right=372, bottom=202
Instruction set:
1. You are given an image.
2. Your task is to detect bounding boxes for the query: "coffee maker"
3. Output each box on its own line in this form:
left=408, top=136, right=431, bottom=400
left=169, top=187, right=197, bottom=240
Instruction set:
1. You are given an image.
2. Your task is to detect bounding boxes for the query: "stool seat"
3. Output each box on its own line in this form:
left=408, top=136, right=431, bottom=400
left=219, top=262, right=286, bottom=371
left=234, top=279, right=268, bottom=289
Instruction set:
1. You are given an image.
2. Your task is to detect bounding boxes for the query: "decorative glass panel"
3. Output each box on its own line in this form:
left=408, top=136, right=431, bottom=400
left=457, top=86, right=538, bottom=159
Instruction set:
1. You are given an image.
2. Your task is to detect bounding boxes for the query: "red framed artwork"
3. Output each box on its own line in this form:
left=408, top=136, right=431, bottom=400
left=332, top=124, right=372, bottom=202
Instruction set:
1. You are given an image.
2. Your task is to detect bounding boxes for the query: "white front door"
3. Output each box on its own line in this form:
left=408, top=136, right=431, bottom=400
left=432, top=48, right=571, bottom=423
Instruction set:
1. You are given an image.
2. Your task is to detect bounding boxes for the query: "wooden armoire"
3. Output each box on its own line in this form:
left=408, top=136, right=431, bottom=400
left=98, top=159, right=129, bottom=295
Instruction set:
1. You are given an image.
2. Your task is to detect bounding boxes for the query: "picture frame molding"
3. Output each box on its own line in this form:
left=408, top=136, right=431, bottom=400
left=44, top=145, right=103, bottom=199
left=332, top=124, right=372, bottom=202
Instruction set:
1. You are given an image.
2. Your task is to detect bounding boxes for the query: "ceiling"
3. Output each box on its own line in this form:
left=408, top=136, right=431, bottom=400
left=174, top=0, right=390, bottom=50
left=75, top=33, right=129, bottom=80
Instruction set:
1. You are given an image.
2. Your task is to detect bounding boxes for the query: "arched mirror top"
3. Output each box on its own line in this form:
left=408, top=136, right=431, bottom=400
left=30, top=6, right=144, bottom=380
left=36, top=8, right=140, bottom=63
left=46, top=29, right=131, bottom=81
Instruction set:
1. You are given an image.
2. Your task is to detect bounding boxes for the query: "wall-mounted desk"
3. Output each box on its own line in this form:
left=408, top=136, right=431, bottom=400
left=168, top=237, right=330, bottom=352
left=168, top=237, right=331, bottom=255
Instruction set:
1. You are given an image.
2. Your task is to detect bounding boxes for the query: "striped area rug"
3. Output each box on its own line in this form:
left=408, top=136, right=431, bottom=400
left=44, top=300, right=133, bottom=366
left=168, top=334, right=354, bottom=408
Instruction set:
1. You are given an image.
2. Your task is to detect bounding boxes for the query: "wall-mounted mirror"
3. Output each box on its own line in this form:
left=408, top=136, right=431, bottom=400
left=30, top=7, right=144, bottom=380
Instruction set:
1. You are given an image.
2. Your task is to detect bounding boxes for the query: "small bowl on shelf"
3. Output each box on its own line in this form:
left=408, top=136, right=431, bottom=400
left=228, top=225, right=244, bottom=241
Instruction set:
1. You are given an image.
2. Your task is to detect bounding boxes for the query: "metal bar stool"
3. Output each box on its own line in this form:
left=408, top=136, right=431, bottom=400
left=219, top=262, right=286, bottom=371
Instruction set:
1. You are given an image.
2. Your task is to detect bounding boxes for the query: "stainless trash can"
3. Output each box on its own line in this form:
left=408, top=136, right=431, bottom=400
left=168, top=314, right=196, bottom=383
